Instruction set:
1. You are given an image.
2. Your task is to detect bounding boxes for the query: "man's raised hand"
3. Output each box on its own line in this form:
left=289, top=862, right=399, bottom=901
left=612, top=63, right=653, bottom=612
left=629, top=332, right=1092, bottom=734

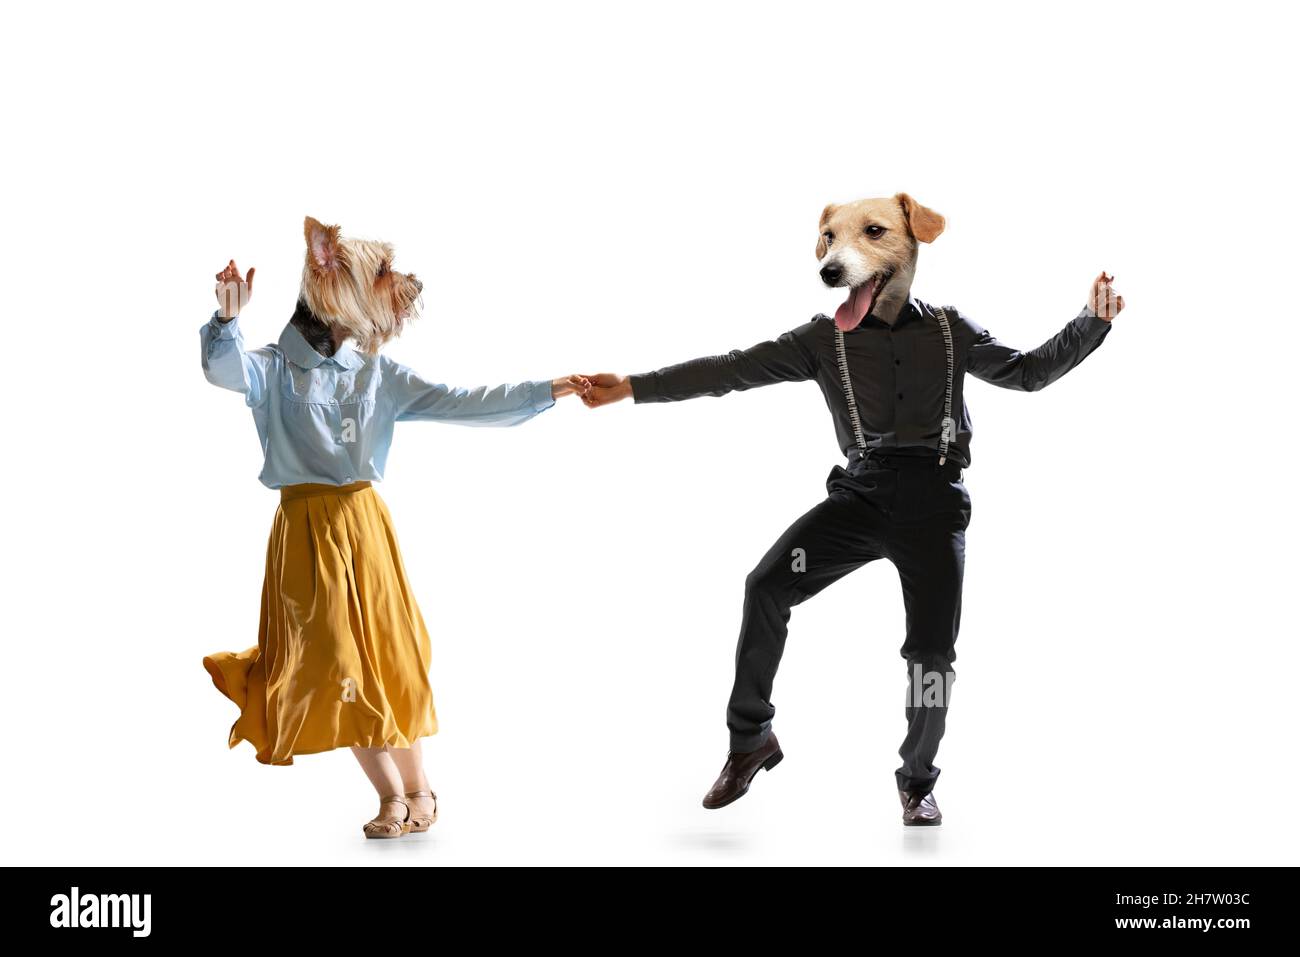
left=1090, top=271, right=1125, bottom=321
left=580, top=373, right=633, bottom=408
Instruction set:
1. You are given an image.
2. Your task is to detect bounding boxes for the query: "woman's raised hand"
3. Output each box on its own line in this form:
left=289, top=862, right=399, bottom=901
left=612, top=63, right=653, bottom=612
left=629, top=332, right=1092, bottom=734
left=215, top=259, right=255, bottom=320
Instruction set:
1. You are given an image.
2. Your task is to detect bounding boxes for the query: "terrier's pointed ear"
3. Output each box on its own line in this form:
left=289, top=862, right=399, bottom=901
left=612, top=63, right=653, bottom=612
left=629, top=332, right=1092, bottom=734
left=304, top=216, right=343, bottom=273
left=895, top=193, right=945, bottom=243
left=816, top=203, right=837, bottom=259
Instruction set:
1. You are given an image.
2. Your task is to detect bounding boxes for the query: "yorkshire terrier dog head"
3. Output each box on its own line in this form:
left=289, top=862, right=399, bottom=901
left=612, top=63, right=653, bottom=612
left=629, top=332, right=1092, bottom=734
left=297, top=216, right=423, bottom=355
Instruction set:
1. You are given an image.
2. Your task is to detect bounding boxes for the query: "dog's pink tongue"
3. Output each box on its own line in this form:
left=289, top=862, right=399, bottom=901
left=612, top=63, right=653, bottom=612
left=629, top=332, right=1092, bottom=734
left=834, top=278, right=879, bottom=332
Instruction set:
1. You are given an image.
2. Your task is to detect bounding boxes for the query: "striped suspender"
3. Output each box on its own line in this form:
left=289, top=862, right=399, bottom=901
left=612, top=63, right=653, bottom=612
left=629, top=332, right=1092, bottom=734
left=934, top=305, right=957, bottom=465
left=833, top=325, right=869, bottom=454
left=833, top=302, right=958, bottom=466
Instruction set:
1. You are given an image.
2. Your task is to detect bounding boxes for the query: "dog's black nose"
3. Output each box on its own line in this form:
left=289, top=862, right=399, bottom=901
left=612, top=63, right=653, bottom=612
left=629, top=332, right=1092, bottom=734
left=820, top=262, right=844, bottom=286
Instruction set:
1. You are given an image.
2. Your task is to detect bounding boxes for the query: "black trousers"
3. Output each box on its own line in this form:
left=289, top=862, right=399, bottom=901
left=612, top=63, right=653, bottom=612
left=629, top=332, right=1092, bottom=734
left=727, top=454, right=972, bottom=795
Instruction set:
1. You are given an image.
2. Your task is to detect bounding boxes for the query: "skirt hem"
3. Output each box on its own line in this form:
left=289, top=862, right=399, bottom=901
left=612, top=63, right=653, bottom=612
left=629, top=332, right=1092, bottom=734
left=226, top=726, right=440, bottom=766
left=204, top=652, right=438, bottom=766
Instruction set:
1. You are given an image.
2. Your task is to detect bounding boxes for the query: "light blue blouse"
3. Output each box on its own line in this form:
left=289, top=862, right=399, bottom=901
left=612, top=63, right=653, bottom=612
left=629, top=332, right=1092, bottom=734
left=201, top=312, right=555, bottom=488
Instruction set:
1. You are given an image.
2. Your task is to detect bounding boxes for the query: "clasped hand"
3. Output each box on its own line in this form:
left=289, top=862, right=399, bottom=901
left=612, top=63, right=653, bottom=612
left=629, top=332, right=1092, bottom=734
left=553, top=373, right=631, bottom=406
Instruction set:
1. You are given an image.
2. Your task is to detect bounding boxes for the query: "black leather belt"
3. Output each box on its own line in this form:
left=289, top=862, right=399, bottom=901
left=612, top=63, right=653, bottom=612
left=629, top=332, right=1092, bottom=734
left=862, top=451, right=963, bottom=479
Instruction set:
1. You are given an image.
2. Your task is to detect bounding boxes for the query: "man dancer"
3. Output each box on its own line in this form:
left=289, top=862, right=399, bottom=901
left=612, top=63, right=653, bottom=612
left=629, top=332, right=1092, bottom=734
left=582, top=193, right=1124, bottom=824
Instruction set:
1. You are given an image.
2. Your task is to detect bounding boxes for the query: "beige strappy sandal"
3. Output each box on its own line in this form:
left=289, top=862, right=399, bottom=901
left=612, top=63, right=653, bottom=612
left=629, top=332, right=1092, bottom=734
left=363, top=795, right=411, bottom=839
left=404, top=789, right=438, bottom=832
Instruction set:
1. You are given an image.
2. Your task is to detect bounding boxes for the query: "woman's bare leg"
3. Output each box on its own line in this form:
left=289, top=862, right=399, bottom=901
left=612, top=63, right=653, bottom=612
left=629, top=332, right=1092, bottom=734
left=352, top=746, right=409, bottom=832
left=387, top=741, right=435, bottom=823
left=387, top=740, right=429, bottom=791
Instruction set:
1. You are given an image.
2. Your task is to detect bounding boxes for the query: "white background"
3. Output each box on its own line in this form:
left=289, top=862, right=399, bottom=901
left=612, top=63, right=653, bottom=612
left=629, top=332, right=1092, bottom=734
left=2, top=0, right=1296, bottom=866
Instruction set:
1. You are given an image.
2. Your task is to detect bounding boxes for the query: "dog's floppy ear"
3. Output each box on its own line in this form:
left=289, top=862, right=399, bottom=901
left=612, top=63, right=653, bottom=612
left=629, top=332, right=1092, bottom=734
left=304, top=216, right=343, bottom=273
left=895, top=193, right=945, bottom=243
left=815, top=203, right=837, bottom=259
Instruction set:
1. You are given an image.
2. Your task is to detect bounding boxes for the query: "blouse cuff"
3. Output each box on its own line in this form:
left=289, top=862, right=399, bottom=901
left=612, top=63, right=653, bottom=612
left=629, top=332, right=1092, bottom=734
left=209, top=311, right=241, bottom=339
left=530, top=379, right=557, bottom=412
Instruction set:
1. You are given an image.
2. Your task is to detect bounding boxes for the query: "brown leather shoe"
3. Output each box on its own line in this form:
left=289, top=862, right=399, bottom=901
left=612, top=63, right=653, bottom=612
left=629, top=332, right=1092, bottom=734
left=899, top=789, right=942, bottom=826
left=702, top=734, right=783, bottom=809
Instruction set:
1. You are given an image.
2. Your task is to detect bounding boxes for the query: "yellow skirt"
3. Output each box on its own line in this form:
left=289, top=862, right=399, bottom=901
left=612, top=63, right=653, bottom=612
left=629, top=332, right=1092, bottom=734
left=203, top=481, right=438, bottom=765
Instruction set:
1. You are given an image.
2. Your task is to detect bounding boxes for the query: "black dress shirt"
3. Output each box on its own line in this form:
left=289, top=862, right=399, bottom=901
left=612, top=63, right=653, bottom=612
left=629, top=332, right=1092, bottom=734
left=628, top=295, right=1112, bottom=470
